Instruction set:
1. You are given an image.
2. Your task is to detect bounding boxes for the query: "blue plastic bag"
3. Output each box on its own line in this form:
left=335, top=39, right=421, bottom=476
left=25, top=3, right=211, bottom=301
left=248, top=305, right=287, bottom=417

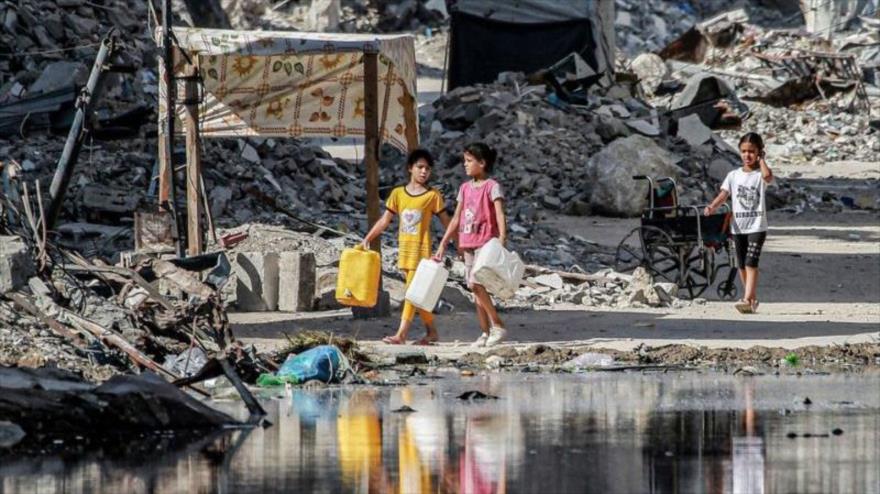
left=257, top=345, right=350, bottom=387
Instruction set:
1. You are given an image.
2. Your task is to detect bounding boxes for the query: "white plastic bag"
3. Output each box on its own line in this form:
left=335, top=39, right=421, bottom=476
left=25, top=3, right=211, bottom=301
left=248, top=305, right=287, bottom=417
left=471, top=238, right=524, bottom=299
left=405, top=259, right=449, bottom=311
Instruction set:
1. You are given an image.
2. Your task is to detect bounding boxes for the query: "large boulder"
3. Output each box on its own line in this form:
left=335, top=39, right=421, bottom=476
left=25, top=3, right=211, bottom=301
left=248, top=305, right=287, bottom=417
left=587, top=135, right=681, bottom=217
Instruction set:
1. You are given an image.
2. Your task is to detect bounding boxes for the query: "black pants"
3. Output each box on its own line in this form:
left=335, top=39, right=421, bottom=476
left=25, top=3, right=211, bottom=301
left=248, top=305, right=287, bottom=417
left=732, top=232, right=767, bottom=268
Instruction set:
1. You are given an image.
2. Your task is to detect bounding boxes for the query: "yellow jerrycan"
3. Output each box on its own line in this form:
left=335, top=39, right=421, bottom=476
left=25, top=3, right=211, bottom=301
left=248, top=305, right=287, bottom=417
left=336, top=245, right=381, bottom=307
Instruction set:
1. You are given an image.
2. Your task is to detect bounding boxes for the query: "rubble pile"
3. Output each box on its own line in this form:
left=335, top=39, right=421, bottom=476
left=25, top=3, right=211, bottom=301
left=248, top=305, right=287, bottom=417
left=615, top=0, right=701, bottom=56
left=209, top=0, right=446, bottom=33
left=508, top=266, right=689, bottom=310
left=0, top=0, right=155, bottom=109
left=415, top=74, right=743, bottom=218
left=0, top=214, right=275, bottom=384
left=631, top=7, right=880, bottom=168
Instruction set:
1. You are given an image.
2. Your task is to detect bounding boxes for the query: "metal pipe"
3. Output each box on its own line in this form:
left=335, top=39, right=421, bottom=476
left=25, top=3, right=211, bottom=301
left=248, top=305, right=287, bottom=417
left=46, top=32, right=116, bottom=229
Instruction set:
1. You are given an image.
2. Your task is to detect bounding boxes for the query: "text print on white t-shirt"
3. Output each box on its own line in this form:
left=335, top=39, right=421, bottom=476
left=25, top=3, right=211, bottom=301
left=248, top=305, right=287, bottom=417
left=722, top=169, right=767, bottom=234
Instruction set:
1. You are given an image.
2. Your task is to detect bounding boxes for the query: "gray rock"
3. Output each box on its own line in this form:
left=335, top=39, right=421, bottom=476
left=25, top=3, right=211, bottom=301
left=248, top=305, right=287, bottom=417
left=586, top=135, right=681, bottom=217
left=630, top=53, right=668, bottom=95
left=531, top=273, right=564, bottom=290
left=29, top=61, right=88, bottom=94
left=677, top=114, right=713, bottom=147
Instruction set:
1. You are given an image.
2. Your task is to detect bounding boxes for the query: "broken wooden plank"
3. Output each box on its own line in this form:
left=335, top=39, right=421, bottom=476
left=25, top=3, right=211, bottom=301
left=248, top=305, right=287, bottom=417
left=60, top=309, right=211, bottom=398
left=63, top=262, right=175, bottom=311
left=5, top=292, right=88, bottom=348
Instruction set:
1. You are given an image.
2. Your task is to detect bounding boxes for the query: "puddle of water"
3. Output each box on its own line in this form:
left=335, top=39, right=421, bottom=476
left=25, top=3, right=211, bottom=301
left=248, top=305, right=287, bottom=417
left=1, top=372, right=878, bottom=494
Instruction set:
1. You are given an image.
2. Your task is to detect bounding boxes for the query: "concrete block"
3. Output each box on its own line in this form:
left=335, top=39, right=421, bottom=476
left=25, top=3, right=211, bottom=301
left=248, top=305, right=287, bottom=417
left=278, top=252, right=316, bottom=312
left=0, top=236, right=34, bottom=294
left=233, top=252, right=279, bottom=311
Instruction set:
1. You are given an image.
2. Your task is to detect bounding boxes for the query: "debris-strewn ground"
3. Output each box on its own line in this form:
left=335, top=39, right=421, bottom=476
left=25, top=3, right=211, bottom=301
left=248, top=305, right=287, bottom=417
left=447, top=342, right=880, bottom=370
left=1, top=0, right=879, bottom=391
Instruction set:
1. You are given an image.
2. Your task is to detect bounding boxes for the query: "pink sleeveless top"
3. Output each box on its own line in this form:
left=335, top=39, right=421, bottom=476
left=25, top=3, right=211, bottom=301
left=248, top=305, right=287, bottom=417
left=458, top=179, right=500, bottom=249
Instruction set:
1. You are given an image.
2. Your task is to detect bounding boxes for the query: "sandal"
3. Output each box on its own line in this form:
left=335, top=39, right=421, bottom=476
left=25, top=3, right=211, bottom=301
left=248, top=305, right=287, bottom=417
left=750, top=300, right=760, bottom=313
left=382, top=335, right=405, bottom=345
left=414, top=336, right=437, bottom=346
left=734, top=299, right=753, bottom=314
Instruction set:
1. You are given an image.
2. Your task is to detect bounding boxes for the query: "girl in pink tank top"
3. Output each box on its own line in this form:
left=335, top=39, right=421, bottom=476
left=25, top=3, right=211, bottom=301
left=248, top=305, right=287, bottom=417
left=434, top=143, right=508, bottom=347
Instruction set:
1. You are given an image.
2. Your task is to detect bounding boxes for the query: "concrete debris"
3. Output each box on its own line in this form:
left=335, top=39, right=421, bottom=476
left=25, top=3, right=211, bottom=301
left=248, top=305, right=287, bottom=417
left=677, top=114, right=714, bottom=147
left=629, top=53, right=668, bottom=95
left=508, top=266, right=689, bottom=310
left=0, top=236, right=34, bottom=293
left=586, top=135, right=681, bottom=217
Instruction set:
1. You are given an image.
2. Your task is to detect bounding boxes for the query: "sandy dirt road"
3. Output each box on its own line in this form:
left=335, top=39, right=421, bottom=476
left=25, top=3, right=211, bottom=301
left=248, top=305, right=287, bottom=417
left=232, top=163, right=880, bottom=355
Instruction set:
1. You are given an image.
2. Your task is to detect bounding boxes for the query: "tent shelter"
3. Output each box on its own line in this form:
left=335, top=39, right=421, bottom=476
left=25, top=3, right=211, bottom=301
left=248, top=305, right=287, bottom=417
left=446, top=0, right=615, bottom=90
left=157, top=28, right=418, bottom=255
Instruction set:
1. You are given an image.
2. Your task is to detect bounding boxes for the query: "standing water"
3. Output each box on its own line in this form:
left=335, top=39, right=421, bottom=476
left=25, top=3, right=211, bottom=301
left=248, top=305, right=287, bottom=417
left=1, top=371, right=878, bottom=493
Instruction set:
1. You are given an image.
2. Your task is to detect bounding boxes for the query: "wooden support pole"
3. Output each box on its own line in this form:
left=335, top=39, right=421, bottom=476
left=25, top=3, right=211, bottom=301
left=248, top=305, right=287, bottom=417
left=159, top=0, right=185, bottom=257
left=184, top=66, right=203, bottom=256
left=363, top=52, right=380, bottom=251
left=157, top=132, right=172, bottom=203
left=402, top=92, right=419, bottom=152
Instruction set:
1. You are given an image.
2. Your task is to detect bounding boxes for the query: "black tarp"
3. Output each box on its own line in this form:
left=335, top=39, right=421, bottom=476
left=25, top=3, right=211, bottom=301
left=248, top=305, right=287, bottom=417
left=447, top=12, right=599, bottom=90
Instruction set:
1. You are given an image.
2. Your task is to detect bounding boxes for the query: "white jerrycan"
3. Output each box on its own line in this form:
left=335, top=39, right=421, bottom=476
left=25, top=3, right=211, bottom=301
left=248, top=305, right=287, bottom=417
left=404, top=259, right=449, bottom=311
left=472, top=238, right=525, bottom=299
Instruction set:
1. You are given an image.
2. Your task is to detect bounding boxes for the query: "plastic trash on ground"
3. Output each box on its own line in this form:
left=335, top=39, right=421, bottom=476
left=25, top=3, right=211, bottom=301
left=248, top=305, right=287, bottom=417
left=257, top=345, right=350, bottom=387
left=472, top=238, right=525, bottom=299
left=563, top=352, right=615, bottom=370
left=405, top=259, right=449, bottom=311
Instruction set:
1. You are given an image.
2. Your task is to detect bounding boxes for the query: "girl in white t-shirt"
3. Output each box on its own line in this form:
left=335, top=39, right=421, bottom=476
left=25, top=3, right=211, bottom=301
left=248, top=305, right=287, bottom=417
left=705, top=133, right=774, bottom=314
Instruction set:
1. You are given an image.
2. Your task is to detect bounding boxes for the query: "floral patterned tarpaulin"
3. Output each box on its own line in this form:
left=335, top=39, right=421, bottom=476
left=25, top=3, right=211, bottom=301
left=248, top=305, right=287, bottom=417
left=159, top=28, right=418, bottom=152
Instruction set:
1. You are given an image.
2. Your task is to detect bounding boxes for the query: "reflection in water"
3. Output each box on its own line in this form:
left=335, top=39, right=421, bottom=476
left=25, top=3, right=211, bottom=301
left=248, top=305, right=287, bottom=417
left=1, top=373, right=878, bottom=494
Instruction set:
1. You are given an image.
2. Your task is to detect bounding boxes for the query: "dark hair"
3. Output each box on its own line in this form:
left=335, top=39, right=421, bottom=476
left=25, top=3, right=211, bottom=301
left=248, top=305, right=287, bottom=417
left=406, top=148, right=434, bottom=173
left=463, top=142, right=498, bottom=173
left=738, top=132, right=764, bottom=152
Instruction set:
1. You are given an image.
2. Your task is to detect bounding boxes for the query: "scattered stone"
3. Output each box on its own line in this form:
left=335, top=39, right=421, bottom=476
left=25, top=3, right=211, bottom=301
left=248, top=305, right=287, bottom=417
left=395, top=351, right=428, bottom=365
left=630, top=54, right=668, bottom=96
left=531, top=273, right=564, bottom=290
left=677, top=114, right=713, bottom=147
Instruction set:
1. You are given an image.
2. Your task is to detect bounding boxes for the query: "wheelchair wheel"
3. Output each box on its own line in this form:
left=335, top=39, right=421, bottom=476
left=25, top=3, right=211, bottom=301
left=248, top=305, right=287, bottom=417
left=615, top=227, right=646, bottom=273
left=716, top=267, right=739, bottom=301
left=679, top=245, right=713, bottom=300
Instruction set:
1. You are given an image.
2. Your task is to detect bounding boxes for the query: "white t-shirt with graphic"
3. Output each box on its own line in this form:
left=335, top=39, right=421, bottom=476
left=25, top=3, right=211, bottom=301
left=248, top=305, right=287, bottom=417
left=721, top=168, right=767, bottom=234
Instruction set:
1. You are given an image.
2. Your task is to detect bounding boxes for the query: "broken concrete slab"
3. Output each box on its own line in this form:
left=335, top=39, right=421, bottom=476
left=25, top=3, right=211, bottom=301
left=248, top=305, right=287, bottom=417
left=233, top=251, right=280, bottom=311
left=677, top=113, right=713, bottom=147
left=278, top=252, right=316, bottom=312
left=28, top=61, right=88, bottom=95
left=532, top=273, right=564, bottom=290
left=0, top=236, right=35, bottom=293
